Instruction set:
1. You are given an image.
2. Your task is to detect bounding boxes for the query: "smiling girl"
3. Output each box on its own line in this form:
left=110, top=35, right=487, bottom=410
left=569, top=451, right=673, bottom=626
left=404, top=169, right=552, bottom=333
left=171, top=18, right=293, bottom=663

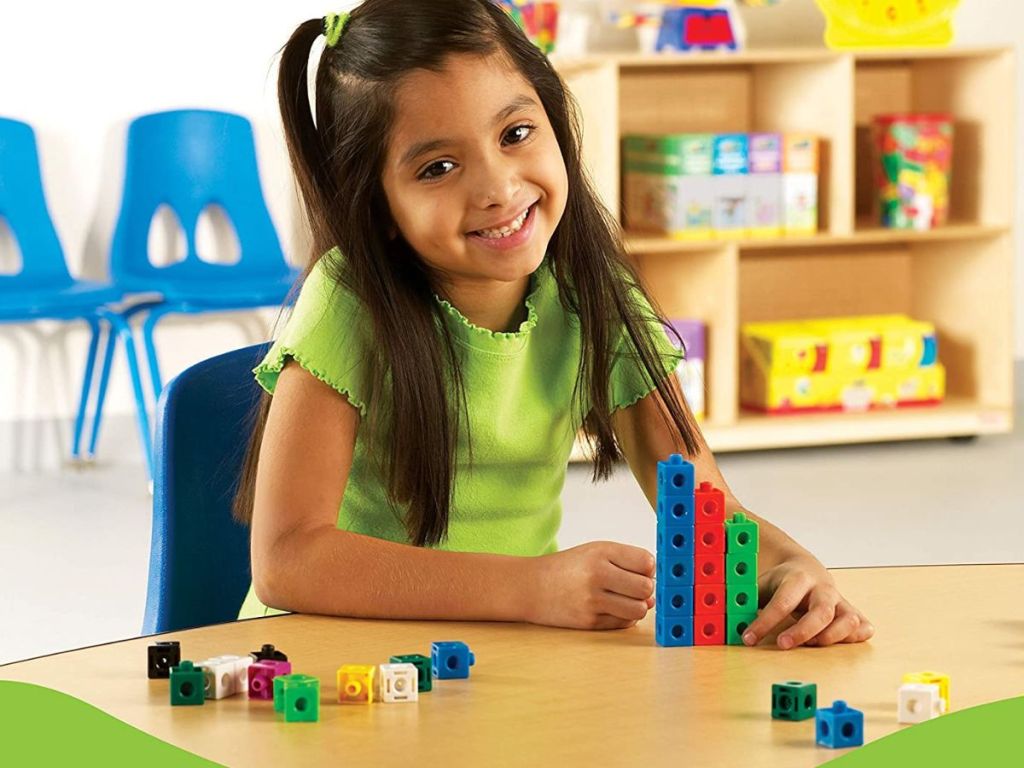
left=232, top=0, right=874, bottom=650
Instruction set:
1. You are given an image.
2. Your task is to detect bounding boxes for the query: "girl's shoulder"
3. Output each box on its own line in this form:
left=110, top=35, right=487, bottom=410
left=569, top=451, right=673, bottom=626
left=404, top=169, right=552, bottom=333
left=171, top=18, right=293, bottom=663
left=254, top=247, right=372, bottom=412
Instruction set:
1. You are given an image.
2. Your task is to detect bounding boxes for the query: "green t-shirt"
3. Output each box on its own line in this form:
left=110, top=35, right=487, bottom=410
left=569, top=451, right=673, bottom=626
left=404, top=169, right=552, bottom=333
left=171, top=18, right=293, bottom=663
left=238, top=249, right=682, bottom=618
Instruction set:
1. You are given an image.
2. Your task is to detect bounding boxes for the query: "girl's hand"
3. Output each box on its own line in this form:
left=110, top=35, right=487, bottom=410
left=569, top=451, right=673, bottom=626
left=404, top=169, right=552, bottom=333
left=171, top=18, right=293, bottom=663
left=525, top=542, right=656, bottom=630
left=741, top=554, right=875, bottom=649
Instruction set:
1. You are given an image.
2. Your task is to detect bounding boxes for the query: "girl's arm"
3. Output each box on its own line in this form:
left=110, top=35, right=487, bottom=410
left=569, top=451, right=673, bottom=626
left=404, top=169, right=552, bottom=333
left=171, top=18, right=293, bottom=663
left=251, top=361, right=654, bottom=630
left=610, top=375, right=875, bottom=649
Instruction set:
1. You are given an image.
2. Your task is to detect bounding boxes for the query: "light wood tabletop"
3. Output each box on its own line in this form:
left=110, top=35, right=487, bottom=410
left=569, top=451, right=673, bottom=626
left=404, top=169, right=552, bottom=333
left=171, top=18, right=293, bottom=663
left=2, top=564, right=1021, bottom=767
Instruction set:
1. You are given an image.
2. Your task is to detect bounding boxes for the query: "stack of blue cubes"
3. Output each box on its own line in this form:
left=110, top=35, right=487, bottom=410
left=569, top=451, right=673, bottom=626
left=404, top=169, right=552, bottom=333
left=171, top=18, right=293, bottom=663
left=655, top=454, right=696, bottom=646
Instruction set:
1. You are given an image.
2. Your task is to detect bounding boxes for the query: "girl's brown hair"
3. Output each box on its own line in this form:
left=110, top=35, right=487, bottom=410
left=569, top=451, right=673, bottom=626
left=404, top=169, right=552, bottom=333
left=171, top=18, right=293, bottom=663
left=233, top=0, right=701, bottom=545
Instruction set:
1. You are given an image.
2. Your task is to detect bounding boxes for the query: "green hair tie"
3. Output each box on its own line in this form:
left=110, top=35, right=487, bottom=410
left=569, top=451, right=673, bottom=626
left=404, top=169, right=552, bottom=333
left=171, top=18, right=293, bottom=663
left=323, top=12, right=350, bottom=48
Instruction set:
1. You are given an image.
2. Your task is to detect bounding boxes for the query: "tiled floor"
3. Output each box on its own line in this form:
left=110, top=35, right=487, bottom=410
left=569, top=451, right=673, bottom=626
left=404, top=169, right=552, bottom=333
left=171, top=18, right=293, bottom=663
left=2, top=362, right=1022, bottom=665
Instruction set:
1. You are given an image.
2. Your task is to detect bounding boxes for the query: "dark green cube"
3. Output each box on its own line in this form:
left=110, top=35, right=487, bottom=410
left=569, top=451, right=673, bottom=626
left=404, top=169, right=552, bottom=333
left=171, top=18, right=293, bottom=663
left=390, top=654, right=432, bottom=692
left=170, top=661, right=205, bottom=706
left=772, top=681, right=817, bottom=720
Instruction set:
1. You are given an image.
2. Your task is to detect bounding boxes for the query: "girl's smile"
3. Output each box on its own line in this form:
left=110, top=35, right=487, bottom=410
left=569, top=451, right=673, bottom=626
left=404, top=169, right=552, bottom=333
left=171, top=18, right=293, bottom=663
left=467, top=201, right=538, bottom=251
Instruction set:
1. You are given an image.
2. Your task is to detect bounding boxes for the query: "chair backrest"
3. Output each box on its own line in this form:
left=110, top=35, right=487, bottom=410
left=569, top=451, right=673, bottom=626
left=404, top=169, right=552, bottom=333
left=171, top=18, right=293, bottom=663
left=0, top=116, right=73, bottom=290
left=142, top=342, right=270, bottom=635
left=110, top=109, right=286, bottom=290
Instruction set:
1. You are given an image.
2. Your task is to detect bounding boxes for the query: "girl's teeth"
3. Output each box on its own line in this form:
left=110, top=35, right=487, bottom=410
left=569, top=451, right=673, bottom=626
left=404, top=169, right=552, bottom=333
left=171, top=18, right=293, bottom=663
left=477, top=206, right=529, bottom=238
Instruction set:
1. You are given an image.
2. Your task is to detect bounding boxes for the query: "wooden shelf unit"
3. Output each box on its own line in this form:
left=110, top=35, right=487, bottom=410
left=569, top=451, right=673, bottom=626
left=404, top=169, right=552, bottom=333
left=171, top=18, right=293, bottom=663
left=556, top=47, right=1015, bottom=456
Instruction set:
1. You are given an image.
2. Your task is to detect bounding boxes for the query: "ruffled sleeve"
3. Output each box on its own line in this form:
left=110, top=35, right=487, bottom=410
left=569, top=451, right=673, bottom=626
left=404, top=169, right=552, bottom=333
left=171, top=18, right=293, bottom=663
left=609, top=286, right=684, bottom=413
left=253, top=248, right=371, bottom=415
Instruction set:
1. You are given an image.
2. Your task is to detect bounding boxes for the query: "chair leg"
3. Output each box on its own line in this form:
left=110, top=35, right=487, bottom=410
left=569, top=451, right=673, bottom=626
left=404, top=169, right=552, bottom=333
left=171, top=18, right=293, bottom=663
left=106, top=313, right=155, bottom=480
left=141, top=306, right=172, bottom=400
left=71, top=316, right=102, bottom=461
left=86, top=317, right=118, bottom=458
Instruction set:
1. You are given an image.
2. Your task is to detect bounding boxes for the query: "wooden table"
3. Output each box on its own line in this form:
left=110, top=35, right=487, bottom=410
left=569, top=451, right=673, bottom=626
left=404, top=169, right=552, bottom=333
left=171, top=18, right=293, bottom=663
left=2, top=565, right=1021, bottom=767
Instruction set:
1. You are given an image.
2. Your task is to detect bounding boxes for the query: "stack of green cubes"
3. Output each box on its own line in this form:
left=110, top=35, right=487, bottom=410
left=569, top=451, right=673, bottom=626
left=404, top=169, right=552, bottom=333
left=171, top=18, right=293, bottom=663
left=724, top=512, right=759, bottom=645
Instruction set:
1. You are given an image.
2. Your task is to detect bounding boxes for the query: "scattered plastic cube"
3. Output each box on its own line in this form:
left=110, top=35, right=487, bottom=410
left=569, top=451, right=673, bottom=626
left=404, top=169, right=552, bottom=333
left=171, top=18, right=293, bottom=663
left=816, top=700, right=864, bottom=748
left=197, top=656, right=238, bottom=699
left=902, top=671, right=950, bottom=712
left=250, top=644, right=288, bottom=662
left=338, top=664, right=376, bottom=703
left=248, top=659, right=291, bottom=700
left=169, top=660, right=205, bottom=706
left=390, top=654, right=432, bottom=693
left=377, top=663, right=419, bottom=703
left=431, top=641, right=476, bottom=680
left=148, top=641, right=180, bottom=679
left=772, top=681, right=817, bottom=720
left=274, top=674, right=320, bottom=722
left=898, top=682, right=945, bottom=724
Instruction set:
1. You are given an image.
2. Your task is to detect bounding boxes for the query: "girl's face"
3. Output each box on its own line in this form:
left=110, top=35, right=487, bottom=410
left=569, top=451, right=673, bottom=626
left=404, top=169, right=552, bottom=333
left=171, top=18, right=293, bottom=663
left=382, top=52, right=568, bottom=293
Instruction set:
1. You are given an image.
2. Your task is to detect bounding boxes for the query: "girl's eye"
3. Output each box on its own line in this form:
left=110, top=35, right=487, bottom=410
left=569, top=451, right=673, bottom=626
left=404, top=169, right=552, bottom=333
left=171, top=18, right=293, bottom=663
left=419, top=159, right=456, bottom=181
left=503, top=123, right=535, bottom=146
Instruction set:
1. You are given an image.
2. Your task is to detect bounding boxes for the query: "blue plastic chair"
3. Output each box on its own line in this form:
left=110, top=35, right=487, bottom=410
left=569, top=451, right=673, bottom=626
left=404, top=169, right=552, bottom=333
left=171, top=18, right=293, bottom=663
left=90, top=109, right=297, bottom=479
left=0, top=116, right=125, bottom=461
left=142, top=342, right=268, bottom=635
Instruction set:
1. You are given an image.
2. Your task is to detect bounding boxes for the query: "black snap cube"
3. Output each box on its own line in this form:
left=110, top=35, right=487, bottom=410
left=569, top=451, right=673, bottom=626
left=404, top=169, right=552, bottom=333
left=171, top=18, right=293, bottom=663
left=147, top=641, right=181, bottom=679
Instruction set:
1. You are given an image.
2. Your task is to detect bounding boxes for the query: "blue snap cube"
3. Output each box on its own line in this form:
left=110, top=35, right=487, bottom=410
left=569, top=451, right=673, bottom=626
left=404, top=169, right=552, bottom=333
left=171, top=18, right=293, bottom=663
left=656, top=454, right=694, bottom=499
left=657, top=496, right=695, bottom=528
left=657, top=555, right=695, bottom=587
left=656, top=614, right=693, bottom=647
left=657, top=585, right=694, bottom=617
left=431, top=641, right=475, bottom=680
left=816, top=700, right=864, bottom=749
left=657, top=526, right=695, bottom=558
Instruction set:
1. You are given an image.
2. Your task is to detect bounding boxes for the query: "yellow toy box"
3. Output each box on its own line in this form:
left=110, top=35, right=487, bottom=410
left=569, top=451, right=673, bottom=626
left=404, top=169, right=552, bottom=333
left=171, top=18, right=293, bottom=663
left=741, top=315, right=945, bottom=414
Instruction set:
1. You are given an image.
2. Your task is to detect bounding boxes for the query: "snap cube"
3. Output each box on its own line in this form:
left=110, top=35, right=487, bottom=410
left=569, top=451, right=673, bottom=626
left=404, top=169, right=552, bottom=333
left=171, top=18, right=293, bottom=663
left=248, top=659, right=291, bottom=700
left=694, top=614, right=726, bottom=645
left=726, top=612, right=758, bottom=646
left=274, top=674, right=320, bottom=722
left=902, top=671, right=950, bottom=711
left=695, top=583, right=725, bottom=615
left=898, top=682, right=945, bottom=724
left=657, top=527, right=694, bottom=558
left=147, top=641, right=180, bottom=679
left=431, top=641, right=476, bottom=680
left=250, top=643, right=288, bottom=662
left=816, top=700, right=864, bottom=748
left=378, top=663, right=419, bottom=703
left=726, top=552, right=757, bottom=584
left=197, top=656, right=237, bottom=699
left=169, top=660, right=205, bottom=706
left=657, top=454, right=694, bottom=499
left=726, top=583, right=758, bottom=613
left=725, top=512, right=759, bottom=554
left=390, top=654, right=432, bottom=693
left=772, top=681, right=817, bottom=720
left=657, top=556, right=695, bottom=587
left=694, top=554, right=724, bottom=584
left=695, top=523, right=725, bottom=555
left=658, top=585, right=694, bottom=617
left=694, top=481, right=725, bottom=524
left=338, top=664, right=376, bottom=703
left=655, top=614, right=693, bottom=647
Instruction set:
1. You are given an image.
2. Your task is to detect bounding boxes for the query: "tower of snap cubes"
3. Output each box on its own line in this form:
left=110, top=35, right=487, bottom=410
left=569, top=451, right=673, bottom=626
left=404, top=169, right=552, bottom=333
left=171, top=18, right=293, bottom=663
left=655, top=454, right=759, bottom=647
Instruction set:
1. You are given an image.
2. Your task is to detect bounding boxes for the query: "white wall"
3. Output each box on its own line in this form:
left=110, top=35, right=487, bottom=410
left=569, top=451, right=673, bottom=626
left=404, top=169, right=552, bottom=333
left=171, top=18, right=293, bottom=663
left=0, top=1, right=1020, bottom=467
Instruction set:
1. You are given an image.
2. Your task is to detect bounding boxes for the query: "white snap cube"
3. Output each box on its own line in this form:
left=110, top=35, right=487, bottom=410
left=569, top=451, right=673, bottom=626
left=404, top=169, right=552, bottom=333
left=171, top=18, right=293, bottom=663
left=198, top=657, right=238, bottom=699
left=898, top=682, right=945, bottom=724
left=377, top=663, right=419, bottom=703
left=223, top=654, right=253, bottom=694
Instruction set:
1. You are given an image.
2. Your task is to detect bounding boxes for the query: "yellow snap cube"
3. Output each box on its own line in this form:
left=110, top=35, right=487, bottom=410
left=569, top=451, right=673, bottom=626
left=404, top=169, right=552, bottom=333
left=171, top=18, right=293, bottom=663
left=903, top=671, right=950, bottom=711
left=337, top=664, right=376, bottom=704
